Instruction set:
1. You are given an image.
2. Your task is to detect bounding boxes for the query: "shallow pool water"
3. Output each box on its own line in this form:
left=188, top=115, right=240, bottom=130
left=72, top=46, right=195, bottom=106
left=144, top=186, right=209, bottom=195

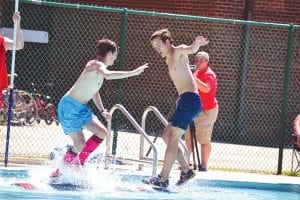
left=0, top=166, right=299, bottom=200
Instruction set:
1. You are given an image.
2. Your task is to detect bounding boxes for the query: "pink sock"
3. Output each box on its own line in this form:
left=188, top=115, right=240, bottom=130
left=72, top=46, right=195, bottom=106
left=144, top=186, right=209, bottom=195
left=79, top=135, right=103, bottom=164
left=62, top=149, right=78, bottom=164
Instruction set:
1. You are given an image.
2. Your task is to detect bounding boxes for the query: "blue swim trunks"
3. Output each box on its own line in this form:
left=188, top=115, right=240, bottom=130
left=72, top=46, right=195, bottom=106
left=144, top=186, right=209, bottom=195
left=57, top=96, right=94, bottom=135
left=170, top=92, right=202, bottom=130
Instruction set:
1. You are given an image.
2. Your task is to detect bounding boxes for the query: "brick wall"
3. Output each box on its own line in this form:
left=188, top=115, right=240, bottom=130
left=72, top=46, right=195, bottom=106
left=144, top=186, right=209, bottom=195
left=0, top=0, right=299, bottom=24
left=70, top=0, right=245, bottom=19
left=68, top=0, right=300, bottom=24
left=254, top=0, right=300, bottom=24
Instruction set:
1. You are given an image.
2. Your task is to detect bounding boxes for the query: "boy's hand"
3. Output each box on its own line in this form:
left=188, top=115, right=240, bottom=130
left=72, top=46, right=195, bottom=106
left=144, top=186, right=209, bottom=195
left=101, top=110, right=111, bottom=121
left=135, top=63, right=148, bottom=75
left=195, top=36, right=209, bottom=46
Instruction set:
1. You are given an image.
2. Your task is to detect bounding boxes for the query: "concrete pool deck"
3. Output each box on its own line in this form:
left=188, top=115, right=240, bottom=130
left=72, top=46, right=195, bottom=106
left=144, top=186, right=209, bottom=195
left=0, top=123, right=299, bottom=175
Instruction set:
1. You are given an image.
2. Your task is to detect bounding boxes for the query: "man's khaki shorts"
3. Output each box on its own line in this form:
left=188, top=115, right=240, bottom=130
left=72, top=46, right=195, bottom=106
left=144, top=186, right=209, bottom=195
left=185, top=105, right=218, bottom=144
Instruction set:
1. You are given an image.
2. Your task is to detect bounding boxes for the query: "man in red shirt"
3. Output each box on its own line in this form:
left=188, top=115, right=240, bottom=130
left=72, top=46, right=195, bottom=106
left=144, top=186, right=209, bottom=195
left=185, top=51, right=218, bottom=171
left=0, top=12, right=24, bottom=108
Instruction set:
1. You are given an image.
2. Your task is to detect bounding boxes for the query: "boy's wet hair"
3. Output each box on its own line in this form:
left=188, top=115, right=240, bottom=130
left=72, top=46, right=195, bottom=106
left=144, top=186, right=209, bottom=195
left=150, top=29, right=174, bottom=44
left=96, top=38, right=117, bottom=57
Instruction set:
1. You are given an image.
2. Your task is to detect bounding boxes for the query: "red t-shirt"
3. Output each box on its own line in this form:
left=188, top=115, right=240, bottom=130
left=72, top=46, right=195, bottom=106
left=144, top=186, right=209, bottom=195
left=194, top=67, right=218, bottom=111
left=0, top=36, right=8, bottom=90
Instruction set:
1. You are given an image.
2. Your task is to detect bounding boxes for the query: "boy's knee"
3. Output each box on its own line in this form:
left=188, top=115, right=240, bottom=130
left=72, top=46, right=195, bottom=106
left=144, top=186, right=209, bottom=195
left=94, top=128, right=108, bottom=140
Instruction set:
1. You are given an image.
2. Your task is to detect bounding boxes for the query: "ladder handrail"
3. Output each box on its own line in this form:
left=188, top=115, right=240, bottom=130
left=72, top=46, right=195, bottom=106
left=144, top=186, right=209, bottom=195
left=140, top=106, right=189, bottom=162
left=106, top=104, right=157, bottom=176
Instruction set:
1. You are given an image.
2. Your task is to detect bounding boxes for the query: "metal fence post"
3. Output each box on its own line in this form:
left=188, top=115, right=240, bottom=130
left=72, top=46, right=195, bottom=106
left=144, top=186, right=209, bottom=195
left=277, top=23, right=294, bottom=174
left=238, top=24, right=252, bottom=136
left=112, top=8, right=128, bottom=155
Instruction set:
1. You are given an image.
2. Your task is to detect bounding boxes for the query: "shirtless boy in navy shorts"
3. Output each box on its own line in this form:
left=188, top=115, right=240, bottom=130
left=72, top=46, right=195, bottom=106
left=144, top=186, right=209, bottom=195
left=144, top=29, right=208, bottom=188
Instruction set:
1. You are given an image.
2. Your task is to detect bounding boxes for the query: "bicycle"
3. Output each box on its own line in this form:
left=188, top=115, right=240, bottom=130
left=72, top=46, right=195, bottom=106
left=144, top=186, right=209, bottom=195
left=29, top=83, right=59, bottom=126
left=1, top=79, right=37, bottom=126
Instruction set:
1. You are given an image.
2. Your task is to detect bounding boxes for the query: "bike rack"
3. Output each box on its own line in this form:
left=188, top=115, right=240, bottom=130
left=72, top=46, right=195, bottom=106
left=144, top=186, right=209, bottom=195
left=140, top=106, right=189, bottom=162
left=106, top=104, right=158, bottom=176
left=1, top=89, right=38, bottom=126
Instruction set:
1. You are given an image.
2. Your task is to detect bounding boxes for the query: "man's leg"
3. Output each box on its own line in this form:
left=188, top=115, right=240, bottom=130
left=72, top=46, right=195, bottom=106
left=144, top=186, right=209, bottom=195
left=197, top=107, right=218, bottom=170
left=200, top=143, right=211, bottom=169
left=0, top=90, right=2, bottom=108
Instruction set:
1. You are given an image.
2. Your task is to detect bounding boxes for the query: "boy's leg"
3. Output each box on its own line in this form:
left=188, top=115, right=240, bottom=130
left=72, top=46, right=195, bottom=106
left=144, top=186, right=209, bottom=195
left=80, top=118, right=107, bottom=164
left=78, top=135, right=103, bottom=164
left=50, top=148, right=78, bottom=178
left=62, top=147, right=78, bottom=164
left=184, top=127, right=193, bottom=164
left=176, top=144, right=191, bottom=170
left=50, top=131, right=84, bottom=178
left=160, top=125, right=187, bottom=181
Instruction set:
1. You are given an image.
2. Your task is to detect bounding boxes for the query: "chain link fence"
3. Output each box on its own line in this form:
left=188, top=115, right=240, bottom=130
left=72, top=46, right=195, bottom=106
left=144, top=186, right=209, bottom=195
left=0, top=0, right=299, bottom=174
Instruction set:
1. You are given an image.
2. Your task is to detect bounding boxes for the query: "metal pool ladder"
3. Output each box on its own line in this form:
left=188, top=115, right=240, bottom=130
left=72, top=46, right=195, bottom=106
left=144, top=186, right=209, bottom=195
left=106, top=104, right=158, bottom=176
left=140, top=106, right=189, bottom=162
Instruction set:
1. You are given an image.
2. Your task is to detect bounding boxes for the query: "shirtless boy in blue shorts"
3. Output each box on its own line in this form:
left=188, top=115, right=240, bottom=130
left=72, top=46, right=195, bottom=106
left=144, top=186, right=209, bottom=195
left=51, top=38, right=148, bottom=178
left=144, top=29, right=208, bottom=188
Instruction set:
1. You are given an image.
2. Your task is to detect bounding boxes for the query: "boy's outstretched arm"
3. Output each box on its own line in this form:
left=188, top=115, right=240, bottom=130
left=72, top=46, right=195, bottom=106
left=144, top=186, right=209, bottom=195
left=100, top=63, right=148, bottom=80
left=176, top=36, right=209, bottom=55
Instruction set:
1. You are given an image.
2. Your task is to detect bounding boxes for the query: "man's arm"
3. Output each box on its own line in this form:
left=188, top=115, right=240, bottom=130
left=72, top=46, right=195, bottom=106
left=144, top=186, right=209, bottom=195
left=4, top=12, right=24, bottom=51
left=194, top=76, right=211, bottom=93
left=175, top=36, right=209, bottom=55
left=98, top=63, right=148, bottom=80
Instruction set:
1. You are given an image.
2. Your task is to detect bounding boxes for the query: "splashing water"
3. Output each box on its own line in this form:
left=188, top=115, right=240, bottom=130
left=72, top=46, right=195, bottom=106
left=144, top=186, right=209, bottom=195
left=1, top=145, right=299, bottom=200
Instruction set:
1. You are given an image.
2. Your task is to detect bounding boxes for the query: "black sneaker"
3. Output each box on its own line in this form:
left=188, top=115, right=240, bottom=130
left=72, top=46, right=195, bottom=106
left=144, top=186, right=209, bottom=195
left=199, top=164, right=208, bottom=172
left=142, top=175, right=160, bottom=185
left=143, top=175, right=169, bottom=188
left=176, top=169, right=196, bottom=185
